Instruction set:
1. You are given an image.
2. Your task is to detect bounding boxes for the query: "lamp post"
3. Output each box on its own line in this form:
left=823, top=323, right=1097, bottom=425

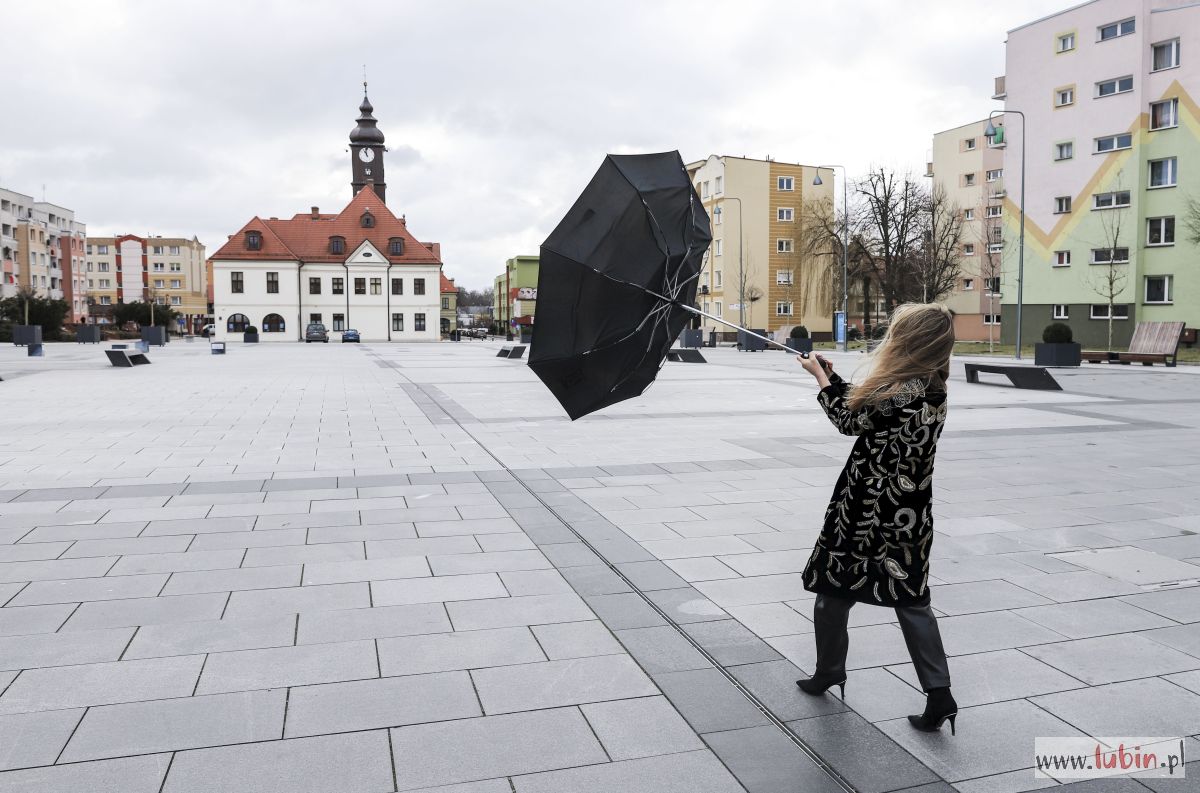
left=985, top=110, right=1025, bottom=359
left=813, top=165, right=849, bottom=352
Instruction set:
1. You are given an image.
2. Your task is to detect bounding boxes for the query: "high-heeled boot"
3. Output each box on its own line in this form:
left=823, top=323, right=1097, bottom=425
left=795, top=671, right=846, bottom=698
left=907, top=686, right=957, bottom=734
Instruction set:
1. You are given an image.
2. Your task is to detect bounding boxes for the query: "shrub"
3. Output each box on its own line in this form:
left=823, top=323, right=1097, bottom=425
left=244, top=326, right=259, bottom=334
left=871, top=323, right=888, bottom=340
left=1042, top=322, right=1073, bottom=344
left=790, top=325, right=809, bottom=339
left=847, top=326, right=862, bottom=342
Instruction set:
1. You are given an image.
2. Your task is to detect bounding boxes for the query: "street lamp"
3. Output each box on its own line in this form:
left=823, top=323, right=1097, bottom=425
left=985, top=110, right=1026, bottom=359
left=813, top=165, right=849, bottom=352
left=713, top=197, right=745, bottom=329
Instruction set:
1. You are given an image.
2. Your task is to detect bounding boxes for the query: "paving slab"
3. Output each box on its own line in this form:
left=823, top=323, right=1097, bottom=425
left=513, top=749, right=744, bottom=793
left=195, top=639, right=378, bottom=695
left=285, top=670, right=480, bottom=737
left=377, top=626, right=545, bottom=676
left=0, top=655, right=204, bottom=715
left=0, top=708, right=84, bottom=770
left=0, top=753, right=171, bottom=793
left=471, top=654, right=657, bottom=714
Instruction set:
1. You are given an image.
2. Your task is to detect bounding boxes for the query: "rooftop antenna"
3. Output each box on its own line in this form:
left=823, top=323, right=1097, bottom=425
left=363, top=64, right=368, bottom=97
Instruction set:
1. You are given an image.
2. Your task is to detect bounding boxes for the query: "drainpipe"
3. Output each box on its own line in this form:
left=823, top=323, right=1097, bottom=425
left=342, top=262, right=351, bottom=335
left=386, top=263, right=394, bottom=341
left=296, top=260, right=305, bottom=342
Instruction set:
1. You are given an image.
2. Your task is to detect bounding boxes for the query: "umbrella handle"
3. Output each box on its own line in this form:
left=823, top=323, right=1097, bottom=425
left=677, top=304, right=805, bottom=354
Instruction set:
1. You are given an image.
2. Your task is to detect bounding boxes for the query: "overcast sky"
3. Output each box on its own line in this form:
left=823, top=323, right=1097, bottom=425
left=2, top=0, right=1054, bottom=290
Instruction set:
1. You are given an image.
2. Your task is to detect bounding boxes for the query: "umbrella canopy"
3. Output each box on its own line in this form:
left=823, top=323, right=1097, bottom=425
left=530, top=151, right=711, bottom=420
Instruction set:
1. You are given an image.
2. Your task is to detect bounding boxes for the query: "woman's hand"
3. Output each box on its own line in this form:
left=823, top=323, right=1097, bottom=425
left=797, top=353, right=833, bottom=389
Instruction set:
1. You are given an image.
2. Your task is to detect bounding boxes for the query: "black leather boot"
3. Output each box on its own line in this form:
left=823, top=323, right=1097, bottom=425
left=795, top=672, right=846, bottom=698
left=907, top=686, right=957, bottom=734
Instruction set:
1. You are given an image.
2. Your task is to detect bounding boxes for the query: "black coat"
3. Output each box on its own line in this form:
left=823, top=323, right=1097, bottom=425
left=802, top=372, right=948, bottom=607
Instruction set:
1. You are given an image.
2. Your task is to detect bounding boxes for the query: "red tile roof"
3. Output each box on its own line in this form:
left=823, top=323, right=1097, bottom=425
left=440, top=273, right=456, bottom=294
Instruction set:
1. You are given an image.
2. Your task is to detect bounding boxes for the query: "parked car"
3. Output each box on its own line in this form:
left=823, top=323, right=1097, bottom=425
left=470, top=327, right=488, bottom=339
left=200, top=324, right=214, bottom=338
left=305, top=323, right=329, bottom=343
left=341, top=328, right=361, bottom=343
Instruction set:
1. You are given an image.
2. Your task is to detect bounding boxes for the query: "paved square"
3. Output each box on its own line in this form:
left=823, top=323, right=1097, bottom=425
left=0, top=341, right=1198, bottom=792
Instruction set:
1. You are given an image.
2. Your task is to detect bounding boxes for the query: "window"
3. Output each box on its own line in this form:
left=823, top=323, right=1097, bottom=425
left=1093, top=190, right=1131, bottom=209
left=332, top=277, right=344, bottom=295
left=1145, top=275, right=1173, bottom=304
left=391, top=278, right=403, bottom=295
left=1091, top=304, right=1129, bottom=320
left=776, top=270, right=793, bottom=285
left=777, top=176, right=794, bottom=191
left=985, top=206, right=1002, bottom=218
left=1091, top=247, right=1130, bottom=264
left=964, top=138, right=976, bottom=151
left=963, top=278, right=974, bottom=290
left=169, top=245, right=180, bottom=255
left=777, top=207, right=794, bottom=222
left=1054, top=250, right=1072, bottom=267
left=354, top=277, right=366, bottom=295
left=98, top=244, right=109, bottom=254
left=986, top=169, right=1003, bottom=182
left=153, top=262, right=165, bottom=272
left=226, top=313, right=249, bottom=332
left=231, top=272, right=244, bottom=293
left=775, top=302, right=793, bottom=316
left=99, top=262, right=109, bottom=272
left=988, top=242, right=1003, bottom=254
left=701, top=181, right=710, bottom=198
left=984, top=277, right=1001, bottom=293
left=1058, top=33, right=1075, bottom=52
left=1055, top=142, right=1074, bottom=161
left=329, top=236, right=345, bottom=255
left=86, top=244, right=92, bottom=254
left=1055, top=196, right=1072, bottom=214
left=1147, top=216, right=1175, bottom=246
left=99, top=279, right=111, bottom=288
left=714, top=301, right=722, bottom=315
left=713, top=207, right=722, bottom=225
left=964, top=243, right=975, bottom=256
left=1094, top=133, right=1132, bottom=153
left=388, top=238, right=404, bottom=256
left=152, top=246, right=163, bottom=255
left=360, top=212, right=375, bottom=228
left=1153, top=39, right=1180, bottom=71
left=262, top=313, right=285, bottom=332
left=1096, top=76, right=1133, bottom=97
left=170, top=263, right=181, bottom=272
left=777, top=239, right=793, bottom=253
left=1098, top=18, right=1135, bottom=41
left=414, top=278, right=426, bottom=295
left=983, top=314, right=1001, bottom=325
left=245, top=232, right=261, bottom=251
left=964, top=208, right=975, bottom=221
left=153, top=279, right=164, bottom=288
left=332, top=314, right=345, bottom=331
left=414, top=313, right=426, bottom=331
left=170, top=279, right=181, bottom=289
left=960, top=173, right=976, bottom=187
left=309, top=276, right=321, bottom=295
left=370, top=277, right=381, bottom=295
left=441, top=296, right=450, bottom=310
left=100, top=296, right=111, bottom=305
left=266, top=272, right=279, bottom=293
left=392, top=313, right=404, bottom=331
left=714, top=176, right=723, bottom=194
left=1150, top=99, right=1178, bottom=130
left=1053, top=305, right=1069, bottom=320
left=715, top=270, right=723, bottom=287
left=1149, top=157, right=1177, bottom=188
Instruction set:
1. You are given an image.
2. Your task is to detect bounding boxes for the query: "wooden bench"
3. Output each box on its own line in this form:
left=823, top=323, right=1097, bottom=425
left=1085, top=321, right=1184, bottom=367
left=105, top=349, right=151, bottom=367
left=964, top=363, right=1062, bottom=390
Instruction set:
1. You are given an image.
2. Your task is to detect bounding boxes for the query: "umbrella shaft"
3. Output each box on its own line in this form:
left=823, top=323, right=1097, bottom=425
left=677, top=304, right=796, bottom=354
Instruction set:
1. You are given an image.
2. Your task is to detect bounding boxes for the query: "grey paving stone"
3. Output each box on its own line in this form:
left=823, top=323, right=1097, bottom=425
left=835, top=666, right=929, bottom=722
left=1120, top=587, right=1200, bottom=623
left=378, top=626, right=545, bottom=676
left=447, top=592, right=593, bottom=630
left=224, top=582, right=371, bottom=619
left=936, top=611, right=1071, bottom=656
left=682, top=618, right=783, bottom=666
left=262, top=476, right=338, bottom=492
left=60, top=535, right=193, bottom=559
left=0, top=753, right=171, bottom=793
left=613, top=559, right=689, bottom=591
left=161, top=564, right=302, bottom=596
left=1030, top=677, right=1200, bottom=740
left=584, top=592, right=668, bottom=629
left=124, top=615, right=297, bottom=659
left=0, top=542, right=72, bottom=563
left=888, top=648, right=1084, bottom=706
left=164, top=731, right=394, bottom=793
left=19, top=522, right=145, bottom=543
left=514, top=749, right=742, bottom=793
left=188, top=528, right=307, bottom=550
left=644, top=586, right=728, bottom=623
left=0, top=556, right=117, bottom=585
left=429, top=550, right=552, bottom=576
left=476, top=532, right=536, bottom=552
left=61, top=689, right=286, bottom=762
left=307, top=521, right=416, bottom=543
left=472, top=654, right=657, bottom=714
left=728, top=659, right=848, bottom=721
left=9, top=572, right=165, bottom=606
left=0, top=603, right=74, bottom=637
left=1012, top=598, right=1177, bottom=640
left=0, top=627, right=135, bottom=672
left=142, top=516, right=257, bottom=535
left=0, top=655, right=204, bottom=715
left=614, top=625, right=714, bottom=674
left=652, top=667, right=770, bottom=733
left=108, top=548, right=246, bottom=576
left=242, top=540, right=365, bottom=568
left=498, top=569, right=572, bottom=595
left=415, top=517, right=520, bottom=537
left=372, top=572, right=507, bottom=607
left=0, top=708, right=84, bottom=770
left=1004, top=571, right=1142, bottom=602
left=704, top=724, right=849, bottom=793
left=530, top=620, right=621, bottom=659
left=367, top=536, right=481, bottom=559
left=196, top=639, right=378, bottom=695
left=61, top=592, right=228, bottom=632
left=580, top=695, right=704, bottom=760
left=183, top=479, right=266, bottom=495
left=694, top=573, right=808, bottom=607
left=1022, top=634, right=1200, bottom=685
left=726, top=602, right=812, bottom=637
left=1141, top=623, right=1200, bottom=659
left=786, top=710, right=939, bottom=792
left=664, top=556, right=742, bottom=581
left=285, top=670, right=480, bottom=737
left=927, top=579, right=1054, bottom=615
left=260, top=510, right=363, bottom=530
left=557, top=563, right=632, bottom=595
left=298, top=602, right=450, bottom=644
left=391, top=707, right=607, bottom=791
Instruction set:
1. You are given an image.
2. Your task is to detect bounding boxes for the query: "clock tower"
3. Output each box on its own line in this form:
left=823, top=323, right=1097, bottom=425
left=350, top=85, right=387, bottom=204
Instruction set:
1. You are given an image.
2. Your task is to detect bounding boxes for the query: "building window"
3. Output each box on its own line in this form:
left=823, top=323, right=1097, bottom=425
left=963, top=173, right=976, bottom=186
left=1054, top=250, right=1072, bottom=267
left=170, top=296, right=181, bottom=306
left=714, top=239, right=723, bottom=256
left=388, top=238, right=404, bottom=256
left=332, top=277, right=344, bottom=295
left=332, top=314, right=345, bottom=331
left=441, top=296, right=450, bottom=310
left=100, top=296, right=111, bottom=305
left=983, top=314, right=1001, bottom=325
left=984, top=277, right=1001, bottom=293
left=1094, top=133, right=1132, bottom=153
left=153, top=262, right=165, bottom=272
left=1149, top=157, right=1178, bottom=188
left=964, top=243, right=975, bottom=256
left=262, top=313, right=285, bottom=332
left=226, top=313, right=249, bottom=332
left=361, top=212, right=375, bottom=228
left=170, top=263, right=181, bottom=272
left=777, top=207, right=794, bottom=222
left=169, top=245, right=180, bottom=255
left=1147, top=216, right=1175, bottom=246
left=414, top=313, right=426, bottom=331
left=231, top=272, right=244, bottom=293
left=414, top=278, right=426, bottom=295
left=964, top=138, right=976, bottom=151
left=715, top=270, right=723, bottom=287
left=1093, top=190, right=1131, bottom=209
left=1053, top=305, right=1069, bottom=320
left=776, top=270, right=793, bottom=285
left=354, top=277, right=366, bottom=295
left=99, top=262, right=109, bottom=272
left=1098, top=18, right=1135, bottom=41
left=714, top=176, right=723, bottom=194
left=370, top=277, right=381, bottom=295
left=392, top=278, right=403, bottom=295
left=777, top=239, right=793, bottom=253
left=964, top=208, right=975, bottom=221
left=1091, top=304, right=1129, bottom=320
left=775, top=302, right=793, bottom=316
left=392, top=313, right=404, bottom=332
left=1145, top=275, right=1173, bottom=304
left=245, top=232, right=261, bottom=251
left=985, top=206, right=1002, bottom=218
left=988, top=242, right=1003, bottom=254
left=1153, top=39, right=1181, bottom=71
left=714, top=301, right=722, bottom=316
left=309, top=276, right=321, bottom=295
left=963, top=278, right=974, bottom=290
left=1055, top=142, right=1074, bottom=160
left=1091, top=247, right=1130, bottom=264
left=152, top=246, right=163, bottom=255
left=1150, top=99, right=1178, bottom=130
left=713, top=207, right=722, bottom=225
left=329, top=236, right=345, bottom=254
left=153, top=279, right=165, bottom=288
left=777, top=176, right=794, bottom=191
left=1058, top=32, right=1076, bottom=52
left=1054, top=196, right=1072, bottom=214
left=986, top=169, right=1003, bottom=182
left=1096, top=76, right=1134, bottom=98
left=266, top=272, right=279, bottom=293
left=701, top=181, right=709, bottom=198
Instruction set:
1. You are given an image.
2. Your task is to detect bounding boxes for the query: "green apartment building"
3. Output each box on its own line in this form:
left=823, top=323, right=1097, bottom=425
left=494, top=255, right=539, bottom=334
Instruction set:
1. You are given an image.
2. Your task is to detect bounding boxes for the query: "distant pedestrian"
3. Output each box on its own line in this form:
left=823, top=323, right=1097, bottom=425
left=795, top=303, right=958, bottom=735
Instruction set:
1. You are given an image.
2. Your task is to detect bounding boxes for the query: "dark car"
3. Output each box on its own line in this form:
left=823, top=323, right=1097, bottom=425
left=342, top=329, right=361, bottom=343
left=305, top=323, right=329, bottom=343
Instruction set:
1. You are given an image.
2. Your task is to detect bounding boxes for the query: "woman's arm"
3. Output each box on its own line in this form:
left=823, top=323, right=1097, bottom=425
left=797, top=356, right=878, bottom=436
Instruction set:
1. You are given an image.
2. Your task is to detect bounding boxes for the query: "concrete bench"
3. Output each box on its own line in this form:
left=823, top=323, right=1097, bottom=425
left=666, top=348, right=707, bottom=363
left=105, top=349, right=151, bottom=367
left=497, top=345, right=527, bottom=359
left=964, top=362, right=1061, bottom=390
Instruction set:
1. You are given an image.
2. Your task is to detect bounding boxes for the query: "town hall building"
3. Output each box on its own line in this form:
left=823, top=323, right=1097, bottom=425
left=210, top=90, right=446, bottom=342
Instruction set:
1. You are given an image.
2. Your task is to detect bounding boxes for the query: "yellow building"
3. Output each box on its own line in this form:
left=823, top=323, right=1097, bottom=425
left=685, top=155, right=835, bottom=339
left=86, top=234, right=207, bottom=332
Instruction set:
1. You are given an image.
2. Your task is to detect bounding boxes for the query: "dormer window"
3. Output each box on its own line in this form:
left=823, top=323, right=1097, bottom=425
left=361, top=212, right=375, bottom=228
left=246, top=231, right=262, bottom=251
left=388, top=238, right=404, bottom=256
left=329, top=236, right=345, bottom=255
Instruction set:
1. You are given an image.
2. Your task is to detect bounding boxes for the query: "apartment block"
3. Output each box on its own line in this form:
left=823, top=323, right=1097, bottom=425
left=494, top=255, right=539, bottom=334
left=995, top=0, right=1198, bottom=347
left=86, top=234, right=208, bottom=332
left=0, top=188, right=89, bottom=321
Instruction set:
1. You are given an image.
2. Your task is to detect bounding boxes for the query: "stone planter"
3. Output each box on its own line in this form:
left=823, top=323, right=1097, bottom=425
left=680, top=329, right=704, bottom=348
left=1034, top=342, right=1081, bottom=367
left=140, top=326, right=167, bottom=347
left=243, top=332, right=260, bottom=344
left=76, top=326, right=102, bottom=344
left=785, top=337, right=813, bottom=354
left=13, top=325, right=41, bottom=346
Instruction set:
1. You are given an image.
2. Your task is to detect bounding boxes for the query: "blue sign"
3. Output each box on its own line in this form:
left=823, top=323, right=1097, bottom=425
left=834, top=311, right=846, bottom=344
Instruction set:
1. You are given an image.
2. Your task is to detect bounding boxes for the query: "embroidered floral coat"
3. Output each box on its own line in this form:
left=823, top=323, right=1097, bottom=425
left=802, top=371, right=948, bottom=607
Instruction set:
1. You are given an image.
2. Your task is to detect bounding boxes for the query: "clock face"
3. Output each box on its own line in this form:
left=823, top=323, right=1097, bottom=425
left=358, top=148, right=375, bottom=163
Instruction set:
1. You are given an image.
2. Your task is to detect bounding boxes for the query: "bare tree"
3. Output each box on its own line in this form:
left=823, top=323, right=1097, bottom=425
left=915, top=184, right=965, bottom=304
left=800, top=196, right=874, bottom=332
left=1084, top=182, right=1130, bottom=351
left=977, top=208, right=1004, bottom=353
left=1183, top=194, right=1200, bottom=247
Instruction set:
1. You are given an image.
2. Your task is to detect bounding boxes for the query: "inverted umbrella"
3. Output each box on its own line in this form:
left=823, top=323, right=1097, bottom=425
left=530, top=151, right=790, bottom=420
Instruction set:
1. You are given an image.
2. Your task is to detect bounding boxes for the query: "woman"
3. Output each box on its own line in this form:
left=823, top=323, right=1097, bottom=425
left=794, top=303, right=958, bottom=735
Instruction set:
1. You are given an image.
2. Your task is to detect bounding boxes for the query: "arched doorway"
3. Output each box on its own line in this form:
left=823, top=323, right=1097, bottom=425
left=262, top=313, right=286, bottom=333
left=226, top=313, right=250, bottom=332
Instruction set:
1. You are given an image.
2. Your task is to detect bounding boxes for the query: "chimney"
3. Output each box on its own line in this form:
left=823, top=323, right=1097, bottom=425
left=311, top=206, right=319, bottom=219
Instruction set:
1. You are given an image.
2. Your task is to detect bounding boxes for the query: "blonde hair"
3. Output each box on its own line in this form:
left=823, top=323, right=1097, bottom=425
left=848, top=303, right=955, bottom=411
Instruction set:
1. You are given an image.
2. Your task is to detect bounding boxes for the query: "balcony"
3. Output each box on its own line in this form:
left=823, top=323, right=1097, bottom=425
left=925, top=161, right=934, bottom=178
left=992, top=75, right=1006, bottom=100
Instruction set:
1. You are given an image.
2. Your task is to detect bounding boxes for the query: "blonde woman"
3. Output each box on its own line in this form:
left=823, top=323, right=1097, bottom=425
left=795, top=303, right=958, bottom=735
